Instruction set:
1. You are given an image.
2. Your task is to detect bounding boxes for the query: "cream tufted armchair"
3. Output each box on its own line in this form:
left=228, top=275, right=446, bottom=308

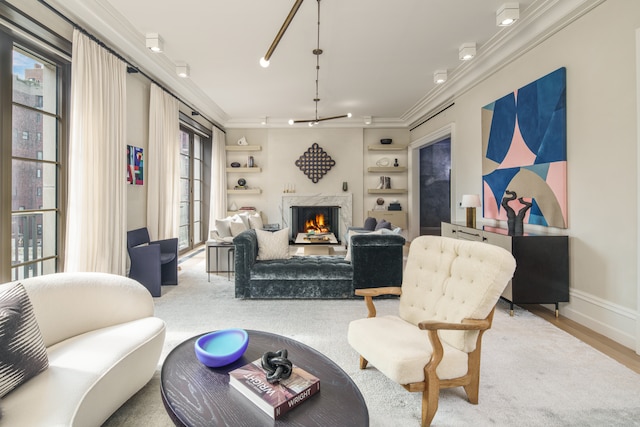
left=348, top=235, right=516, bottom=426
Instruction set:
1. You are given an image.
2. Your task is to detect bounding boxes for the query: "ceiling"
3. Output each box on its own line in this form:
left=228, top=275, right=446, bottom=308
left=31, top=0, right=594, bottom=128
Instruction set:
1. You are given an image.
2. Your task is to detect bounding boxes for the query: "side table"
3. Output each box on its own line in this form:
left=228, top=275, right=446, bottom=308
left=206, top=241, right=235, bottom=281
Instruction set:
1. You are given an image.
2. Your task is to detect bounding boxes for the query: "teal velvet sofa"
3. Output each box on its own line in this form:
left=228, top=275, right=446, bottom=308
left=233, top=229, right=405, bottom=299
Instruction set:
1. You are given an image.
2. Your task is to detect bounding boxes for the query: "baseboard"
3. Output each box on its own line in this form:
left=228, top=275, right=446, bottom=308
left=560, top=288, right=637, bottom=350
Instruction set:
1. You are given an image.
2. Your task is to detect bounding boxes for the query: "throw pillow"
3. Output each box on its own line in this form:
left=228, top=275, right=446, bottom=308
left=256, top=228, right=291, bottom=261
left=229, top=219, right=248, bottom=237
left=0, top=283, right=49, bottom=398
left=345, top=229, right=383, bottom=262
left=235, top=212, right=251, bottom=229
left=363, top=217, right=378, bottom=231
left=248, top=213, right=264, bottom=230
left=375, top=219, right=392, bottom=230
left=215, top=218, right=232, bottom=238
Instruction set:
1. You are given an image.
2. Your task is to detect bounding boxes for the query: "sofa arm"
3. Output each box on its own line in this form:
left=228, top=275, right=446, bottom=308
left=17, top=272, right=155, bottom=348
left=232, top=229, right=258, bottom=298
left=351, top=234, right=405, bottom=290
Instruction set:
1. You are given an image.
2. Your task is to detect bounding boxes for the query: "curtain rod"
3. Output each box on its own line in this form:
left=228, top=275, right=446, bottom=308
left=36, top=0, right=225, bottom=134
left=409, top=102, right=455, bottom=132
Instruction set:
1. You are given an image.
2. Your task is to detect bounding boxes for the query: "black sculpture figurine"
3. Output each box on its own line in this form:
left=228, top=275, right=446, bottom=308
left=501, top=190, right=532, bottom=235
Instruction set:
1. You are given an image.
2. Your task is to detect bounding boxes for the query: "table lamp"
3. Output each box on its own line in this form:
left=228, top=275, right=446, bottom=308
left=461, top=194, right=481, bottom=228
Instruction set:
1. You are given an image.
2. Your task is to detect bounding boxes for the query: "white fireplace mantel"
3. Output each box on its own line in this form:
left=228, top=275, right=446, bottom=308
left=281, top=193, right=353, bottom=239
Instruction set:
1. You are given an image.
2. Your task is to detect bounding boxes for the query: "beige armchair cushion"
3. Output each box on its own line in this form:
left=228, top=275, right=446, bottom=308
left=348, top=315, right=468, bottom=384
left=398, top=236, right=516, bottom=352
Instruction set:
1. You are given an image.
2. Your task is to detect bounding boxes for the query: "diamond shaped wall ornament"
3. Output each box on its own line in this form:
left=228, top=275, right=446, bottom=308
left=295, top=142, right=336, bottom=183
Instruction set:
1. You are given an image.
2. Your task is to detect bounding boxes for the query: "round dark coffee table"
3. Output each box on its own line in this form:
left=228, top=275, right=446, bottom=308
left=161, top=330, right=369, bottom=426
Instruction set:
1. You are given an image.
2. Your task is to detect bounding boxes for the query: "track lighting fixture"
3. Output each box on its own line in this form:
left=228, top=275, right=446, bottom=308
left=496, top=3, right=519, bottom=27
left=259, top=0, right=304, bottom=67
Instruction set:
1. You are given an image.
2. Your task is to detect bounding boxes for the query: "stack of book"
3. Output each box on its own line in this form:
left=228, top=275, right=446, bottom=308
left=229, top=358, right=320, bottom=419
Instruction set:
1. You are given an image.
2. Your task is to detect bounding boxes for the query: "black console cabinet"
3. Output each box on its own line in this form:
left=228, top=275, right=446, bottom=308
left=441, top=222, right=569, bottom=316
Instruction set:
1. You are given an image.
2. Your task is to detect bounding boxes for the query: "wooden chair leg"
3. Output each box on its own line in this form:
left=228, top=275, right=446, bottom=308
left=359, top=355, right=368, bottom=369
left=463, top=343, right=483, bottom=404
left=421, top=372, right=440, bottom=427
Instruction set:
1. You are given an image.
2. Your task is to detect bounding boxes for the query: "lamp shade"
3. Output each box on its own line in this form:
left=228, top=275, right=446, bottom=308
left=461, top=194, right=481, bottom=208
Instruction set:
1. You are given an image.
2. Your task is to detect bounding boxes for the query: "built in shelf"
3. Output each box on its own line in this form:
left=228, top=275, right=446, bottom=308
left=225, top=145, right=262, bottom=152
left=226, top=167, right=262, bottom=173
left=227, top=188, right=262, bottom=195
left=368, top=145, right=407, bottom=151
left=367, top=189, right=408, bottom=194
left=367, top=166, right=407, bottom=173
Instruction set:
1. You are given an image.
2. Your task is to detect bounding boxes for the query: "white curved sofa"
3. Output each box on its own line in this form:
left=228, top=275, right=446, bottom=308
left=0, top=272, right=166, bottom=426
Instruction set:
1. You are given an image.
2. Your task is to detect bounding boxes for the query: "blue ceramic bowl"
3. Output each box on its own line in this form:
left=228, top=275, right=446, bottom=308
left=194, top=329, right=249, bottom=368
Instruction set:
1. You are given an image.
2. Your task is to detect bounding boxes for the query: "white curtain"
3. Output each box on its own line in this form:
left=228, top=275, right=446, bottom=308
left=147, top=83, right=180, bottom=240
left=208, top=126, right=227, bottom=235
left=65, top=29, right=127, bottom=274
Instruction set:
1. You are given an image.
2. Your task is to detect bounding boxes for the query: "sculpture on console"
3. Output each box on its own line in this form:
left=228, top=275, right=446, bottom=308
left=501, top=190, right=532, bottom=236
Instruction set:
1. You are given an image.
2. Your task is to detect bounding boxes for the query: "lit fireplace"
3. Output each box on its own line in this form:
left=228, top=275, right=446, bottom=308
left=291, top=205, right=341, bottom=242
left=304, top=214, right=330, bottom=233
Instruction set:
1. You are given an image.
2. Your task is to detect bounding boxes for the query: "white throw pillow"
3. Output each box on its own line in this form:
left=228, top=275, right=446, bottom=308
left=248, top=213, right=264, bottom=230
left=235, top=212, right=251, bottom=229
left=345, top=229, right=383, bottom=262
left=256, top=228, right=291, bottom=260
left=229, top=219, right=248, bottom=237
left=215, top=218, right=232, bottom=238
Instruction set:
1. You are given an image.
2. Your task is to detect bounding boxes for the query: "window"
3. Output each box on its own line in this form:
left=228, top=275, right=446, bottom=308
left=2, top=40, right=69, bottom=281
left=178, top=120, right=210, bottom=253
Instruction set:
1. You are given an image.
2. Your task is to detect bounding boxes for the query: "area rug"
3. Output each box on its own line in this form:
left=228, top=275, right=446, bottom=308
left=103, top=252, right=640, bottom=426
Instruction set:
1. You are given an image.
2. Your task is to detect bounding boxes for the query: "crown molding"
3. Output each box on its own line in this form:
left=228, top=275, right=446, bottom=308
left=45, top=0, right=228, bottom=127
left=404, top=0, right=606, bottom=129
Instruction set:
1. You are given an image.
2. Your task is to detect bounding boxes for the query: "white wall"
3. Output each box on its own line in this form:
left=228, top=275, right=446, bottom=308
left=224, top=127, right=366, bottom=227
left=411, top=0, right=640, bottom=350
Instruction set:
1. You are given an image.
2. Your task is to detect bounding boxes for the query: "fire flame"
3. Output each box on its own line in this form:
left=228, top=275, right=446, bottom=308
left=304, top=214, right=330, bottom=233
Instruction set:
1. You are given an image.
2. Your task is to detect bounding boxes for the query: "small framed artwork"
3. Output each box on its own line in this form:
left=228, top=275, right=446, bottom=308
left=127, top=145, right=143, bottom=185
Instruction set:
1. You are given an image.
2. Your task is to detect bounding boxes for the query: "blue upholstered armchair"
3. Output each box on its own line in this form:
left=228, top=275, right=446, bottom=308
left=126, top=228, right=178, bottom=297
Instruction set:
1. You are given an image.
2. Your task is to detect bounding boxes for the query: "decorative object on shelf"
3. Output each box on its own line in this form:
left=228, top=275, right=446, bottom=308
left=194, top=328, right=249, bottom=368
left=283, top=183, right=296, bottom=193
left=237, top=136, right=248, bottom=146
left=461, top=194, right=482, bottom=229
left=373, top=197, right=385, bottom=210
left=238, top=178, right=246, bottom=187
left=230, top=162, right=241, bottom=168
left=388, top=200, right=401, bottom=211
left=294, top=142, right=335, bottom=183
left=380, top=138, right=392, bottom=145
left=384, top=176, right=391, bottom=189
left=394, top=158, right=399, bottom=167
left=377, top=198, right=385, bottom=206
left=247, top=156, right=254, bottom=168
left=501, top=190, right=532, bottom=236
left=375, top=157, right=390, bottom=167
left=342, top=181, right=348, bottom=191
left=261, top=349, right=293, bottom=384
left=482, top=67, right=567, bottom=229
left=229, top=202, right=238, bottom=211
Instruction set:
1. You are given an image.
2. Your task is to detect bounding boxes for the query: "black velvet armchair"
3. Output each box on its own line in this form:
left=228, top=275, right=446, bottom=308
left=126, top=227, right=178, bottom=297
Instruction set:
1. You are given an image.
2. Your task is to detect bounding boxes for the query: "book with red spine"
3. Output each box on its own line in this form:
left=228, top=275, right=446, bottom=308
left=229, top=358, right=320, bottom=419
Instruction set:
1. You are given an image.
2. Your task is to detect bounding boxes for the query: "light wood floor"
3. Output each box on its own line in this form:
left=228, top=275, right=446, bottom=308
left=522, top=304, right=640, bottom=374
